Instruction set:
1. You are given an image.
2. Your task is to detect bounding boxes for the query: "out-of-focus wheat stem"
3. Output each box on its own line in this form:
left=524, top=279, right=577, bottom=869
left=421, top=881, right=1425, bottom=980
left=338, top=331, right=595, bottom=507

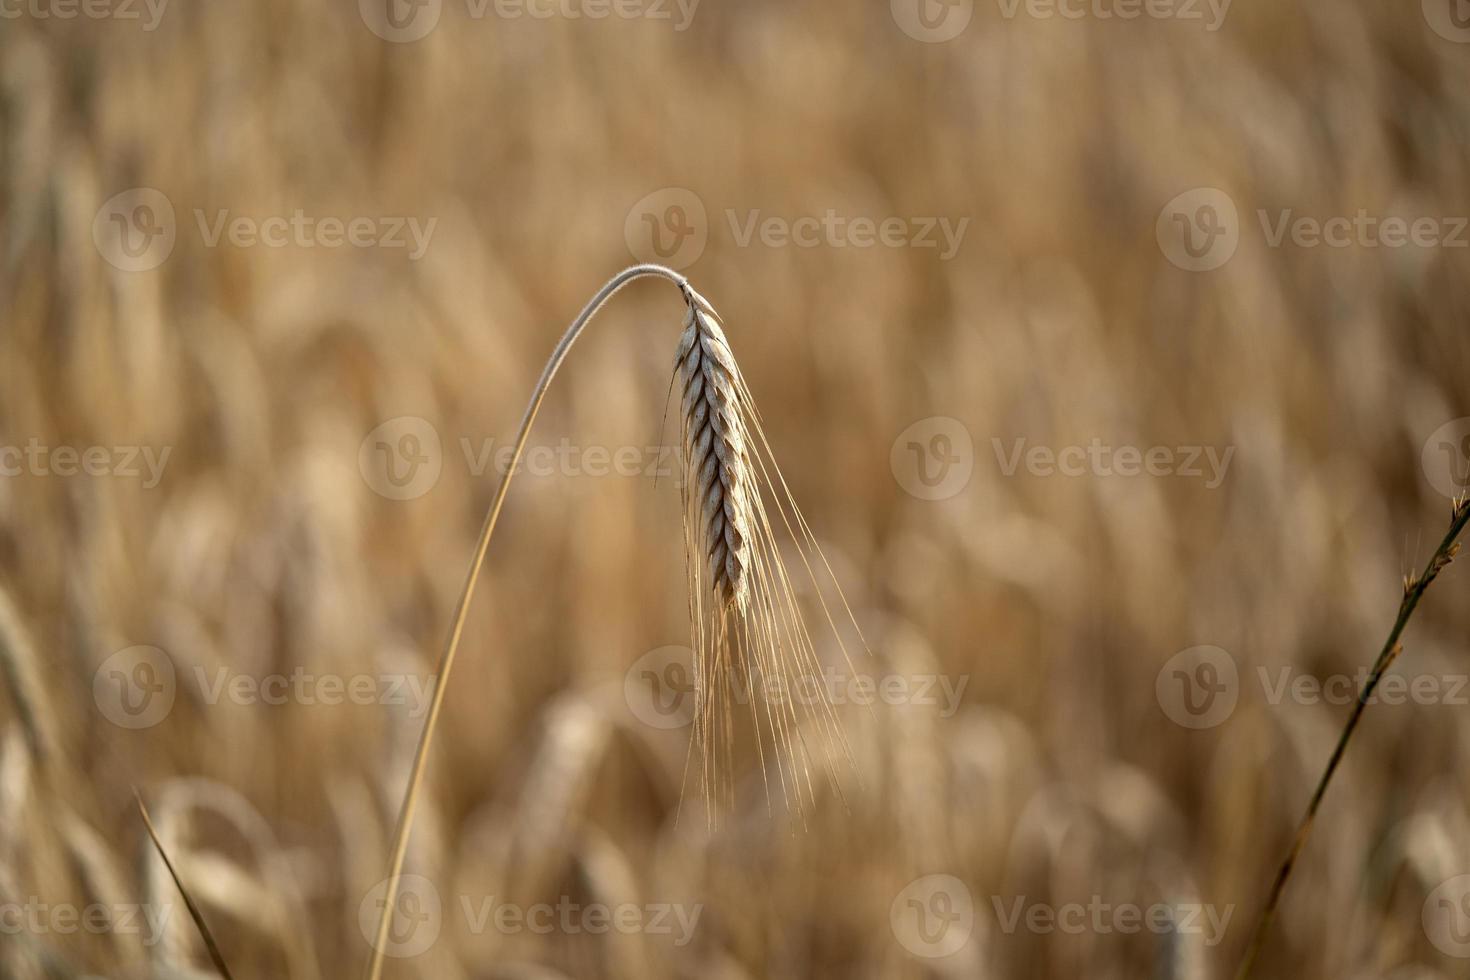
left=363, top=264, right=691, bottom=980
left=1235, top=495, right=1470, bottom=980
left=136, top=789, right=235, bottom=980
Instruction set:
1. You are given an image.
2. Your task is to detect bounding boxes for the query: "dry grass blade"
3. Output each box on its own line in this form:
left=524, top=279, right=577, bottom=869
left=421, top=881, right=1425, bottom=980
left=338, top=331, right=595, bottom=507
left=135, top=789, right=235, bottom=980
left=1235, top=495, right=1470, bottom=980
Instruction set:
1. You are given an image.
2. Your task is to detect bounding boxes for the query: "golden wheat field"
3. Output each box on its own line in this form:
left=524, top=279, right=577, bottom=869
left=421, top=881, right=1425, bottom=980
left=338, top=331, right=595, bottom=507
left=3, top=1, right=1470, bottom=978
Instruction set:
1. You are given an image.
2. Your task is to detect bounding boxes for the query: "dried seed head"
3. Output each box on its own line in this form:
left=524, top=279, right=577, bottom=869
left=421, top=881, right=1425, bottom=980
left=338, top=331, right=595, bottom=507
left=677, top=289, right=752, bottom=614
left=671, top=281, right=866, bottom=817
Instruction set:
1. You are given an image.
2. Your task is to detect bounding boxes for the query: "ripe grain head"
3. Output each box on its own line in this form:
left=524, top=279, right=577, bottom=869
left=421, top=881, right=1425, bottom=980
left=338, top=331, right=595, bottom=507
left=674, top=283, right=864, bottom=817
left=677, top=289, right=753, bottom=616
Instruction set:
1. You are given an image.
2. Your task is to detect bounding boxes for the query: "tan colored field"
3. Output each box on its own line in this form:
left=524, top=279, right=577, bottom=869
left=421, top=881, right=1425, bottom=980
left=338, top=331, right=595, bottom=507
left=3, top=2, right=1470, bottom=977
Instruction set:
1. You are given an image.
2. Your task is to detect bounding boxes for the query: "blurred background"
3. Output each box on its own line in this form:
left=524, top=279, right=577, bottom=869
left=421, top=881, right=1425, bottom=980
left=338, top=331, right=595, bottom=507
left=3, top=2, right=1470, bottom=977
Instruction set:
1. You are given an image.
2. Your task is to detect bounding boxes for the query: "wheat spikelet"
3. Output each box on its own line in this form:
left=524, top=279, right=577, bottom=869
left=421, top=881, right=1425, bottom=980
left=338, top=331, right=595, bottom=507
left=674, top=282, right=863, bottom=816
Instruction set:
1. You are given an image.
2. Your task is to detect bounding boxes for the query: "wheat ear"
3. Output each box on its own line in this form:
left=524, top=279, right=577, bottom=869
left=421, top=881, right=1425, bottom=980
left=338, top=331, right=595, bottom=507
left=678, top=292, right=752, bottom=613
left=676, top=286, right=863, bottom=814
left=365, top=265, right=863, bottom=980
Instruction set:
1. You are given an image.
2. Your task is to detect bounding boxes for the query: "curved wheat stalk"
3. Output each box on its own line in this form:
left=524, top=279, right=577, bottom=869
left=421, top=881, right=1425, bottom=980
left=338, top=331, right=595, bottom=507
left=365, top=265, right=863, bottom=980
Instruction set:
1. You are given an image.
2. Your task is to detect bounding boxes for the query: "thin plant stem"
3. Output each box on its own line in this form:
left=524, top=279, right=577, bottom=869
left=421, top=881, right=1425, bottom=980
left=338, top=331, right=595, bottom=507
left=1235, top=496, right=1470, bottom=980
left=364, top=264, right=692, bottom=980
left=135, top=789, right=235, bottom=980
